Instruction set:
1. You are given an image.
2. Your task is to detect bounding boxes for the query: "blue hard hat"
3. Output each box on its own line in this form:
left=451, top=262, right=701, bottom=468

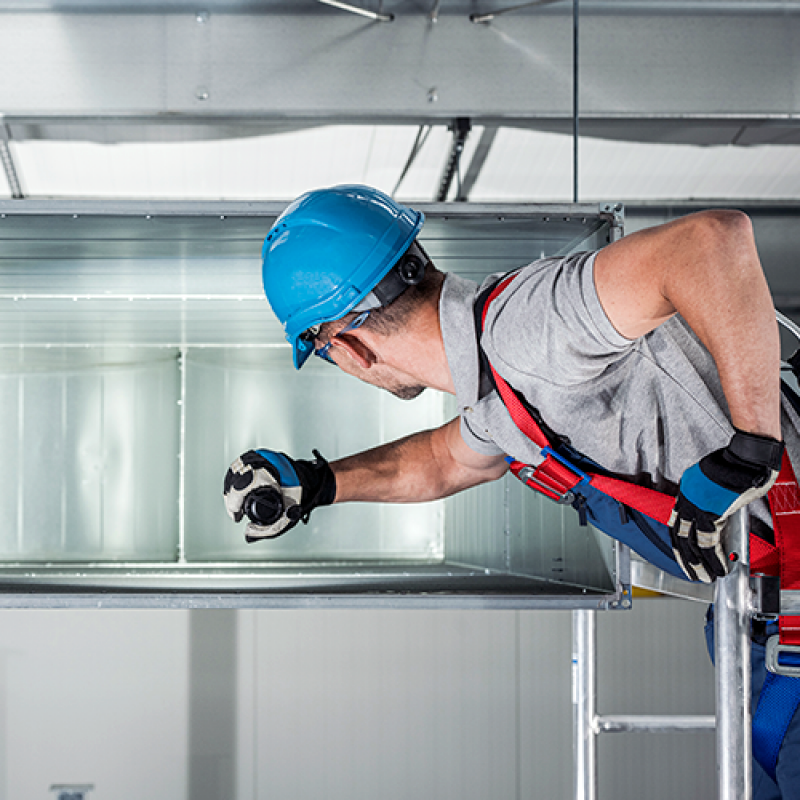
left=262, top=184, right=425, bottom=368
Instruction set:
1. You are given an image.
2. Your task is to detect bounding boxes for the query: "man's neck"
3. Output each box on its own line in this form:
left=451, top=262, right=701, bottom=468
left=391, top=285, right=455, bottom=395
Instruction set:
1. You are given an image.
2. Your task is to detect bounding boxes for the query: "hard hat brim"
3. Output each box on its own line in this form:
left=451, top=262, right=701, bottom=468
left=293, top=336, right=315, bottom=369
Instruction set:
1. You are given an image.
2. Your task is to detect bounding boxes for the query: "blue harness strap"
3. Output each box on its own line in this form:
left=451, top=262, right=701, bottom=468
left=753, top=668, right=800, bottom=781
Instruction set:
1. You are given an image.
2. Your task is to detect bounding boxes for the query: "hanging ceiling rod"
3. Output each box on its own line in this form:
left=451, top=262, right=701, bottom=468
left=392, top=124, right=432, bottom=198
left=0, top=124, right=23, bottom=199
left=317, top=0, right=394, bottom=22
left=471, top=0, right=564, bottom=23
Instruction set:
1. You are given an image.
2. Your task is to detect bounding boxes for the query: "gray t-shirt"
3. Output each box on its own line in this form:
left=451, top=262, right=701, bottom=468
left=439, top=251, right=800, bottom=533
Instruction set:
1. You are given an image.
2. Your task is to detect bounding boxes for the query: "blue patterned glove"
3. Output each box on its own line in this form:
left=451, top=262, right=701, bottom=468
left=223, top=449, right=336, bottom=542
left=669, top=429, right=783, bottom=583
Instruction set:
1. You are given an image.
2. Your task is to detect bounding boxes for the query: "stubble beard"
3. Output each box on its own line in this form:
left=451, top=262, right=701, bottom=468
left=389, top=384, right=426, bottom=401
left=355, top=365, right=427, bottom=401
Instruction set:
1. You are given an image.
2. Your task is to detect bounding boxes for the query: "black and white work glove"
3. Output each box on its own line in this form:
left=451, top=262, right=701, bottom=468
left=669, top=429, right=784, bottom=583
left=223, top=449, right=336, bottom=542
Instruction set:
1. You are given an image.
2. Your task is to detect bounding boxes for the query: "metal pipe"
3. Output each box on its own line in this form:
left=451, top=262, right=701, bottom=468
left=0, top=124, right=23, bottom=199
left=392, top=125, right=431, bottom=198
left=573, top=609, right=597, bottom=800
left=714, top=507, right=752, bottom=800
left=597, top=714, right=716, bottom=733
left=572, top=0, right=579, bottom=203
left=317, top=0, right=394, bottom=22
left=470, top=0, right=564, bottom=24
left=177, top=348, right=187, bottom=564
left=777, top=309, right=800, bottom=344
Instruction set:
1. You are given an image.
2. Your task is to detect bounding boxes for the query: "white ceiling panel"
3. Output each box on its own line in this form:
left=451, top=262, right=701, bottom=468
left=7, top=124, right=800, bottom=204
left=11, top=123, right=487, bottom=202
left=471, top=128, right=800, bottom=203
left=578, top=138, right=800, bottom=202
left=12, top=125, right=443, bottom=201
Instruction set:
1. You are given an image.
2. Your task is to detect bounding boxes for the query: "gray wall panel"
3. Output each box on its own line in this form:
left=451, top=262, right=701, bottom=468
left=519, top=609, right=574, bottom=800
left=235, top=599, right=715, bottom=800
left=597, top=599, right=716, bottom=799
left=245, top=609, right=520, bottom=800
left=189, top=610, right=238, bottom=800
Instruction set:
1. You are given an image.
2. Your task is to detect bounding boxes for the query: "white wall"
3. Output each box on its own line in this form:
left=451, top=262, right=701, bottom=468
left=0, top=597, right=714, bottom=800
left=0, top=610, right=189, bottom=800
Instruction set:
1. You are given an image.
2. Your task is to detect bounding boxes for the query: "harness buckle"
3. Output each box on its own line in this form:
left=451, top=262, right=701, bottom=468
left=509, top=447, right=588, bottom=505
left=540, top=446, right=589, bottom=481
left=765, top=635, right=800, bottom=677
left=517, top=465, right=576, bottom=504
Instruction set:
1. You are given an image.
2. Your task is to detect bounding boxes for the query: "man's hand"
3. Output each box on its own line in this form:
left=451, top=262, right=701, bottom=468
left=223, top=449, right=336, bottom=542
left=669, top=430, right=784, bottom=582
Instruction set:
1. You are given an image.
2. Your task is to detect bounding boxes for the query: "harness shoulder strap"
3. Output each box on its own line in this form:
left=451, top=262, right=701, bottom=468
left=477, top=272, right=678, bottom=525
left=477, top=271, right=800, bottom=583
left=475, top=274, right=559, bottom=449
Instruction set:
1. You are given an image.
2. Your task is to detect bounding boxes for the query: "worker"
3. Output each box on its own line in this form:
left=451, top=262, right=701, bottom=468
left=223, top=184, right=800, bottom=796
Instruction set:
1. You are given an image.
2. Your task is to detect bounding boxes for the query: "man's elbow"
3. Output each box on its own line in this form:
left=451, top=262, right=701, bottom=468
left=688, top=208, right=754, bottom=252
left=446, top=455, right=508, bottom=496
left=469, top=457, right=509, bottom=489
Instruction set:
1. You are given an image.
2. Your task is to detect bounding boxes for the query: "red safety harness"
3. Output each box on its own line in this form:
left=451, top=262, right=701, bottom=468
left=481, top=273, right=800, bottom=648
left=764, top=458, right=800, bottom=646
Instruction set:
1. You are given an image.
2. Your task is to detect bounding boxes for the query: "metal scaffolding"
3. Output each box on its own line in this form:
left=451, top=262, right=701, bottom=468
left=572, top=508, right=753, bottom=799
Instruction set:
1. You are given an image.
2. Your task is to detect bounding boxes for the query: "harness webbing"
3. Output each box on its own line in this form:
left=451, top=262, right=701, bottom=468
left=480, top=273, right=800, bottom=618
left=771, top=453, right=800, bottom=646
left=753, top=667, right=800, bottom=782
left=481, top=275, right=676, bottom=526
left=480, top=269, right=800, bottom=780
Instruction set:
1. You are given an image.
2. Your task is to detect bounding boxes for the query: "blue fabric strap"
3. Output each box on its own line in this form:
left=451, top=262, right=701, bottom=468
left=752, top=670, right=800, bottom=781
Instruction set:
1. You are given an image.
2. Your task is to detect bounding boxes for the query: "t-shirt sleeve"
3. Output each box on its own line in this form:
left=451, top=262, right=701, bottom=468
left=459, top=414, right=506, bottom=457
left=481, top=251, right=636, bottom=387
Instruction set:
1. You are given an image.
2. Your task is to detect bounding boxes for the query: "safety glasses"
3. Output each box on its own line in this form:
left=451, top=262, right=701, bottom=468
left=314, top=311, right=372, bottom=364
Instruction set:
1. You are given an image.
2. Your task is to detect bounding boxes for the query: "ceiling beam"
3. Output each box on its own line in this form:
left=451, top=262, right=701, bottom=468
left=0, top=12, right=797, bottom=121
left=4, top=116, right=800, bottom=150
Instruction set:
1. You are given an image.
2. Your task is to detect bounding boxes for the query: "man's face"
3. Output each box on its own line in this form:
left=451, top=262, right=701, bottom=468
left=331, top=350, right=427, bottom=401
left=310, top=315, right=428, bottom=400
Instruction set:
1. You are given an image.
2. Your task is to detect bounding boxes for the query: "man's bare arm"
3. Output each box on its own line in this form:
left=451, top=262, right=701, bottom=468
left=331, top=417, right=508, bottom=504
left=594, top=210, right=780, bottom=439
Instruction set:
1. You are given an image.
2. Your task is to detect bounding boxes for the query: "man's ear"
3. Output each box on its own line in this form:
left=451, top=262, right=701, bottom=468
left=332, top=333, right=376, bottom=369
